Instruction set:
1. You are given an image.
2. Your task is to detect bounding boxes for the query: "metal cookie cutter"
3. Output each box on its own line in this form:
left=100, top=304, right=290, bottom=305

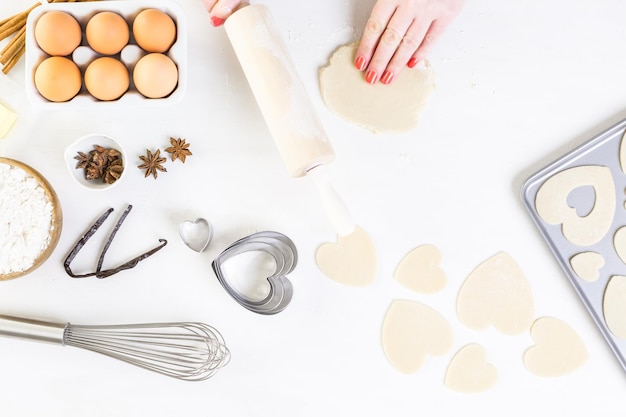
left=179, top=218, right=213, bottom=252
left=212, top=231, right=297, bottom=315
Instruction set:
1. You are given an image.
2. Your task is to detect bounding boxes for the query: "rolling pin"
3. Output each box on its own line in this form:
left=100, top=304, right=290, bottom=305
left=224, top=4, right=355, bottom=237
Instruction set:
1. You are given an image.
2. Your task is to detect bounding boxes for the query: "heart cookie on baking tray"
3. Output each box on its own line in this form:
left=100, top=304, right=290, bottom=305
left=522, top=118, right=626, bottom=374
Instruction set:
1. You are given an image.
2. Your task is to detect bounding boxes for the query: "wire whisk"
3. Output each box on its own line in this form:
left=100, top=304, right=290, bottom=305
left=0, top=315, right=230, bottom=381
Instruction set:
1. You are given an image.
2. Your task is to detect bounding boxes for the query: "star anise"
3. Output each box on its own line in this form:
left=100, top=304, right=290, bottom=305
left=138, top=149, right=167, bottom=179
left=164, top=137, right=192, bottom=163
left=74, top=145, right=124, bottom=184
left=74, top=151, right=91, bottom=169
left=85, top=161, right=104, bottom=180
left=104, top=159, right=124, bottom=184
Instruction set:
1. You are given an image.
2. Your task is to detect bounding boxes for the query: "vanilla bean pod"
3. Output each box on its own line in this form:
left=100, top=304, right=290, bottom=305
left=64, top=205, right=167, bottom=279
left=95, top=240, right=167, bottom=278
left=96, top=204, right=133, bottom=273
left=64, top=208, right=114, bottom=278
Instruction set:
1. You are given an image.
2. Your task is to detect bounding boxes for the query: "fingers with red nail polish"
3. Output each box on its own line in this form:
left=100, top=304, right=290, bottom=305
left=355, top=0, right=465, bottom=85
left=203, top=0, right=244, bottom=27
left=381, top=70, right=394, bottom=84
left=355, top=55, right=367, bottom=71
left=211, top=16, right=225, bottom=26
left=365, top=70, right=378, bottom=84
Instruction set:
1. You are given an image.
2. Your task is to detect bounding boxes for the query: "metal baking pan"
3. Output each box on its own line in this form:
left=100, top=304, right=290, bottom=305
left=521, top=118, right=626, bottom=373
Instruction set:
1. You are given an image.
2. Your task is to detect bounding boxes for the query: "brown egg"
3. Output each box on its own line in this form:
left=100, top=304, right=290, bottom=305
left=34, top=11, right=82, bottom=56
left=133, top=9, right=176, bottom=53
left=86, top=11, right=129, bottom=55
left=34, top=56, right=82, bottom=102
left=84, top=57, right=129, bottom=101
left=133, top=53, right=178, bottom=99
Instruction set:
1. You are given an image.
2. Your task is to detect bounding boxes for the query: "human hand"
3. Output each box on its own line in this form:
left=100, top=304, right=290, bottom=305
left=355, top=0, right=464, bottom=85
left=202, top=0, right=245, bottom=26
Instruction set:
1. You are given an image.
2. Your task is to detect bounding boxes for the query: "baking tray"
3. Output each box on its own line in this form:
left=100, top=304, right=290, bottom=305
left=521, top=118, right=626, bottom=373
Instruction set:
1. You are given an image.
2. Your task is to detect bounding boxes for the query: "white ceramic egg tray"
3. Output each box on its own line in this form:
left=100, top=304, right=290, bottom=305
left=24, top=0, right=187, bottom=109
left=522, top=118, right=626, bottom=373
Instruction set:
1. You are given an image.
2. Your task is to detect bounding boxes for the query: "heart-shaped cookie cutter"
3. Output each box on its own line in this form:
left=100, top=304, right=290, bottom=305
left=212, top=231, right=297, bottom=315
left=179, top=218, right=213, bottom=252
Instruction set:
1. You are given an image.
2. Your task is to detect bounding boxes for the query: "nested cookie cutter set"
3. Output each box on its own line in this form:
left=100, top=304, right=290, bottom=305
left=178, top=218, right=297, bottom=315
left=522, top=118, right=626, bottom=373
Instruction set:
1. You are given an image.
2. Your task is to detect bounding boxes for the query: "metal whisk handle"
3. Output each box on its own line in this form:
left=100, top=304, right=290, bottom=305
left=0, top=315, right=67, bottom=345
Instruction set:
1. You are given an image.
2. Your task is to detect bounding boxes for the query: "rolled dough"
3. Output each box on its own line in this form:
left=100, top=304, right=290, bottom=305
left=319, top=43, right=435, bottom=133
left=444, top=343, right=497, bottom=393
left=603, top=275, right=626, bottom=339
left=315, top=226, right=377, bottom=287
left=613, top=226, right=626, bottom=266
left=381, top=299, right=453, bottom=374
left=456, top=252, right=535, bottom=335
left=535, top=165, right=615, bottom=247
left=394, top=244, right=446, bottom=293
left=569, top=251, right=604, bottom=282
left=523, top=317, right=588, bottom=377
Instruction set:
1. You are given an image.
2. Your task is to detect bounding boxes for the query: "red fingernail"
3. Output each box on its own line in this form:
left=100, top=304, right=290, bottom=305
left=354, top=56, right=366, bottom=71
left=211, top=16, right=225, bottom=26
left=381, top=70, right=394, bottom=84
left=407, top=57, right=419, bottom=68
left=365, top=70, right=378, bottom=84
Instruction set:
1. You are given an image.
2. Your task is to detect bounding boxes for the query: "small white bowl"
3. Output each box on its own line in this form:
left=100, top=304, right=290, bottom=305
left=65, top=133, right=127, bottom=190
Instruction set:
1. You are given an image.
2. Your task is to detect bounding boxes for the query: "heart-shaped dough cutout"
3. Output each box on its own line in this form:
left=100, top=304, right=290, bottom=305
left=456, top=252, right=534, bottom=335
left=603, top=275, right=626, bottom=339
left=535, top=165, right=615, bottom=246
left=570, top=251, right=604, bottom=282
left=179, top=218, right=213, bottom=252
left=523, top=316, right=588, bottom=377
left=613, top=226, right=626, bottom=267
left=315, top=226, right=376, bottom=287
left=394, top=244, right=446, bottom=293
left=381, top=299, right=453, bottom=374
left=445, top=343, right=497, bottom=393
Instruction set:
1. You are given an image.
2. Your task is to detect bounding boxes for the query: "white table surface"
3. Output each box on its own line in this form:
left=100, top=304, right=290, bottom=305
left=1, top=0, right=626, bottom=415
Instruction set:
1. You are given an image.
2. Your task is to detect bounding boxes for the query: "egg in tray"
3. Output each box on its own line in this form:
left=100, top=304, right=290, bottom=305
left=24, top=0, right=187, bottom=108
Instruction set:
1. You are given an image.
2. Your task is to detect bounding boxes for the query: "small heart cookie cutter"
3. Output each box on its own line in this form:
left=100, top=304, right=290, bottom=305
left=179, top=218, right=213, bottom=252
left=212, top=231, right=297, bottom=315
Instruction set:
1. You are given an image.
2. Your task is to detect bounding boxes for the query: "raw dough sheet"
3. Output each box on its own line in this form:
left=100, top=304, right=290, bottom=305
left=319, top=43, right=435, bottom=133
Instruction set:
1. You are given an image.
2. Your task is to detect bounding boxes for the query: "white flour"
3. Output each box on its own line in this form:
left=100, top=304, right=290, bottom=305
left=0, top=163, right=53, bottom=274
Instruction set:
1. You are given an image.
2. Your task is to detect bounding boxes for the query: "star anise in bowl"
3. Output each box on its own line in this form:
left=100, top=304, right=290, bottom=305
left=74, top=144, right=125, bottom=185
left=65, top=134, right=127, bottom=190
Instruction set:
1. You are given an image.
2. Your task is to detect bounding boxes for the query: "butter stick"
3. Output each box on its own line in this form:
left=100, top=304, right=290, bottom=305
left=0, top=101, right=17, bottom=138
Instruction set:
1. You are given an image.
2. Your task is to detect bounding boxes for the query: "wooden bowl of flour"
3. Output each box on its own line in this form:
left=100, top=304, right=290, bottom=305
left=0, top=158, right=63, bottom=280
